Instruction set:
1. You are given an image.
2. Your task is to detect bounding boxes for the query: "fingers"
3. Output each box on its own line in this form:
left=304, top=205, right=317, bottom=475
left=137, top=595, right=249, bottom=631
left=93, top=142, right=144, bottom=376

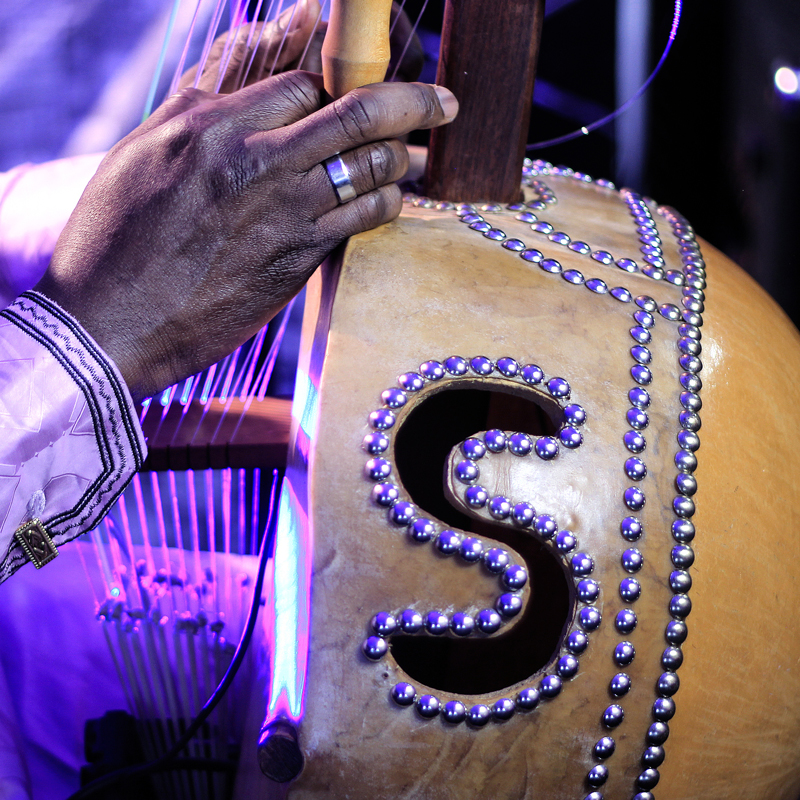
left=311, top=139, right=408, bottom=214
left=180, top=0, right=322, bottom=94
left=279, top=82, right=458, bottom=171
left=316, top=183, right=403, bottom=245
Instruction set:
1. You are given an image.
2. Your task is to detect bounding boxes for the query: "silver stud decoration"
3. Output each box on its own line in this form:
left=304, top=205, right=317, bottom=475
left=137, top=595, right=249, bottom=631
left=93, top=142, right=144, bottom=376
left=395, top=172, right=705, bottom=797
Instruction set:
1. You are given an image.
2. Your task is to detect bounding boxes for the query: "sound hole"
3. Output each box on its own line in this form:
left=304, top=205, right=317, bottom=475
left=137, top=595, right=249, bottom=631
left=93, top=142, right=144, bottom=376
left=392, top=385, right=573, bottom=695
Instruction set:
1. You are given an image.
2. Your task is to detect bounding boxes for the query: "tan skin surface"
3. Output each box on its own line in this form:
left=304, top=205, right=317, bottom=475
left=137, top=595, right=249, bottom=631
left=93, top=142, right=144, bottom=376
left=34, top=75, right=457, bottom=402
left=259, top=175, right=800, bottom=800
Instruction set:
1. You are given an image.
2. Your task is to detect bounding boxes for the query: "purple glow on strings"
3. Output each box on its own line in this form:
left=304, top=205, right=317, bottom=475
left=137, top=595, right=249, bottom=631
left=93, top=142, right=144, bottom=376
left=266, top=478, right=312, bottom=722
left=527, top=0, right=683, bottom=150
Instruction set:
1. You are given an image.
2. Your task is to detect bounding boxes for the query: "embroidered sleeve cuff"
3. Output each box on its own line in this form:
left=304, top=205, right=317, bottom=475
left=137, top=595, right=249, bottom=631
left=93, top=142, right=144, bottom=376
left=0, top=290, right=147, bottom=582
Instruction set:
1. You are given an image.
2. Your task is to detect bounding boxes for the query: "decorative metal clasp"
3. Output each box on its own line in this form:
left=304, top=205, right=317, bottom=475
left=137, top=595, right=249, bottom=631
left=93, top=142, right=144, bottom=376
left=14, top=519, right=58, bottom=569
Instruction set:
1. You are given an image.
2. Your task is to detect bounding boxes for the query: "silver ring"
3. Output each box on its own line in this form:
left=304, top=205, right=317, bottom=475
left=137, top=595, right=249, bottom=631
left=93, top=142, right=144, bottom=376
left=323, top=155, right=357, bottom=204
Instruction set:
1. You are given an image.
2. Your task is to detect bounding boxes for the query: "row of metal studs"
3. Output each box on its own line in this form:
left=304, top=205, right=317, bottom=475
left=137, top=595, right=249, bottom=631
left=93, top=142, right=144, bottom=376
left=402, top=186, right=699, bottom=797
left=406, top=159, right=684, bottom=286
left=362, top=360, right=597, bottom=725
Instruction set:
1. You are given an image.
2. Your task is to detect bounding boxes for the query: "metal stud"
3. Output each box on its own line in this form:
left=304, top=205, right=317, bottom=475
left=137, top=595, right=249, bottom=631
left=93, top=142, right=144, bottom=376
left=567, top=630, right=589, bottom=654
left=571, top=552, right=594, bottom=577
left=586, top=278, right=609, bottom=294
left=556, top=530, right=577, bottom=552
left=467, top=704, right=492, bottom=726
left=532, top=221, right=554, bottom=234
left=516, top=687, right=540, bottom=710
left=484, top=548, right=510, bottom=573
left=675, top=450, right=697, bottom=472
left=577, top=580, right=600, bottom=603
left=622, top=549, right=644, bottom=574
left=391, top=682, right=416, bottom=706
left=470, top=356, right=494, bottom=375
left=631, top=346, right=652, bottom=364
left=642, top=746, right=665, bottom=767
left=459, top=537, right=484, bottom=561
left=362, top=432, right=390, bottom=454
left=637, top=769, right=660, bottom=790
left=417, top=695, right=441, bottom=718
left=653, top=697, right=676, bottom=721
left=540, top=258, right=563, bottom=274
left=425, top=611, right=449, bottom=635
left=669, top=594, right=692, bottom=619
left=462, top=437, right=487, bottom=460
left=550, top=231, right=571, bottom=245
left=455, top=460, right=480, bottom=483
left=493, top=698, right=515, bottom=720
left=679, top=411, right=701, bottom=432
left=464, top=486, right=489, bottom=508
left=680, top=371, right=702, bottom=392
left=677, top=430, right=700, bottom=452
left=504, top=565, right=528, bottom=590
left=646, top=722, right=669, bottom=745
left=615, top=608, right=638, bottom=634
left=484, top=429, right=507, bottom=452
left=497, top=593, right=523, bottom=618
left=579, top=607, right=602, bottom=631
left=381, top=388, right=407, bottom=408
left=390, top=501, right=416, bottom=526
left=372, top=483, right=400, bottom=507
left=419, top=361, right=445, bottom=381
left=369, top=409, right=396, bottom=430
left=591, top=250, right=614, bottom=265
left=665, top=620, right=688, bottom=646
left=619, top=577, right=642, bottom=602
left=435, top=530, right=461, bottom=554
left=671, top=544, right=695, bottom=568
left=617, top=258, right=638, bottom=272
left=372, top=612, right=397, bottom=636
left=489, top=496, right=512, bottom=520
left=657, top=672, right=680, bottom=697
left=614, top=641, right=635, bottom=667
left=625, top=457, right=647, bottom=481
left=512, top=502, right=535, bottom=527
left=633, top=310, right=655, bottom=328
left=563, top=269, right=585, bottom=285
left=602, top=704, right=624, bottom=728
left=535, top=437, right=560, bottom=460
left=444, top=356, right=468, bottom=375
left=399, top=609, right=423, bottom=633
left=410, top=518, right=436, bottom=542
left=587, top=765, right=609, bottom=787
left=521, top=248, right=544, bottom=263
left=593, top=737, right=616, bottom=759
left=497, top=357, right=520, bottom=377
left=631, top=365, right=653, bottom=385
left=521, top=364, right=544, bottom=384
left=450, top=612, right=475, bottom=637
left=477, top=608, right=502, bottom=634
left=609, top=673, right=631, bottom=697
left=534, top=514, right=558, bottom=539
left=362, top=636, right=388, bottom=660
left=559, top=427, right=583, bottom=449
left=540, top=675, right=562, bottom=698
left=564, top=403, right=587, bottom=425
left=365, top=458, right=392, bottom=481
left=630, top=326, right=652, bottom=344
left=502, top=238, right=526, bottom=252
left=624, top=487, right=646, bottom=511
left=547, top=377, right=571, bottom=398
left=661, top=646, right=684, bottom=671
left=673, top=496, right=695, bottom=518
left=442, top=700, right=466, bottom=723
left=508, top=433, right=533, bottom=456
left=611, top=287, right=633, bottom=302
left=624, top=430, right=646, bottom=453
left=570, top=241, right=592, bottom=255
left=620, top=516, right=643, bottom=541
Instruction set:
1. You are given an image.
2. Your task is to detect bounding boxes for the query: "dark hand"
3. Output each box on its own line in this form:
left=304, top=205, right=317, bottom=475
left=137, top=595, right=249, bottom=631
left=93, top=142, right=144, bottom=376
left=35, top=73, right=457, bottom=401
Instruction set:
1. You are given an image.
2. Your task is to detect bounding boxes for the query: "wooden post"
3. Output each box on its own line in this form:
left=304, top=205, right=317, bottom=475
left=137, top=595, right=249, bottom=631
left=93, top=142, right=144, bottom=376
left=424, top=0, right=546, bottom=203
